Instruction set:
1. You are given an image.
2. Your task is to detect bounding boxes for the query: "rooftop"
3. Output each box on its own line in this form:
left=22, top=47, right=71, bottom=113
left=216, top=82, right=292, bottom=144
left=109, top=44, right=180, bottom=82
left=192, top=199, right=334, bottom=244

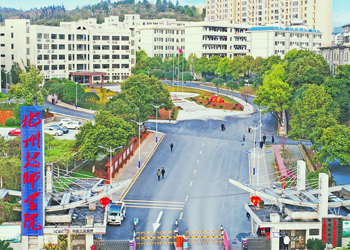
left=248, top=26, right=321, bottom=33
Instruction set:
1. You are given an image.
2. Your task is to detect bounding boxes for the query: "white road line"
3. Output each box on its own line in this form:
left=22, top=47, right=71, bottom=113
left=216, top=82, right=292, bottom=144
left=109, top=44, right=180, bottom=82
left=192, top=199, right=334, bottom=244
left=185, top=195, right=188, bottom=201
left=126, top=205, right=183, bottom=210
left=194, top=170, right=196, bottom=174
left=197, top=159, right=199, bottom=164
left=190, top=181, right=193, bottom=186
left=200, top=151, right=202, bottom=154
left=180, top=212, right=183, bottom=220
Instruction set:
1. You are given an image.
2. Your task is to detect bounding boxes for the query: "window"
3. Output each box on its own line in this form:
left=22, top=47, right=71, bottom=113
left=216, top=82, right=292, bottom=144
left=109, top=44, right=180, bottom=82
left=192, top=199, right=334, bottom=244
left=112, top=55, right=120, bottom=59
left=102, top=36, right=109, bottom=40
left=11, top=33, right=13, bottom=38
left=59, top=44, right=65, bottom=50
left=37, top=44, right=42, bottom=49
left=293, top=1, right=298, bottom=5
left=102, top=64, right=109, bottom=69
left=51, top=44, right=57, bottom=50
left=59, top=65, right=65, bottom=70
left=37, top=55, right=42, bottom=60
left=121, top=45, right=129, bottom=50
left=93, top=36, right=100, bottom=40
left=37, top=33, right=42, bottom=39
left=93, top=64, right=101, bottom=69
left=51, top=55, right=57, bottom=60
left=51, top=34, right=57, bottom=39
left=93, top=45, right=100, bottom=50
left=112, top=45, right=120, bottom=50
left=0, top=54, right=4, bottom=57
left=121, top=55, right=129, bottom=59
left=44, top=33, right=49, bottom=39
left=59, top=55, right=65, bottom=60
left=121, top=36, right=129, bottom=41
left=44, top=65, right=49, bottom=70
left=121, top=64, right=129, bottom=68
left=102, top=54, right=109, bottom=59
left=44, top=55, right=49, bottom=60
left=112, top=36, right=120, bottom=41
left=59, top=34, right=65, bottom=39
left=51, top=65, right=57, bottom=70
left=93, top=55, right=100, bottom=59
left=44, top=44, right=49, bottom=49
left=102, top=45, right=110, bottom=50
left=112, top=64, right=120, bottom=68
left=11, top=44, right=14, bottom=49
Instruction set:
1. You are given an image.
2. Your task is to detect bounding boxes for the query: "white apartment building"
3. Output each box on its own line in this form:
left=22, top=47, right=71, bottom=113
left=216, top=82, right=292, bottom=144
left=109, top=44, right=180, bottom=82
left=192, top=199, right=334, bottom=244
left=185, top=19, right=251, bottom=59
left=332, top=33, right=344, bottom=46
left=248, top=25, right=322, bottom=58
left=0, top=17, right=136, bottom=84
left=206, top=0, right=332, bottom=46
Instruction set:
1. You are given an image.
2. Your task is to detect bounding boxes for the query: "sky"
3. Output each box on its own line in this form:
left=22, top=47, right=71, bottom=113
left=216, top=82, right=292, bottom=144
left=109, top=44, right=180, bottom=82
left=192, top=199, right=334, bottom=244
left=1, top=0, right=349, bottom=28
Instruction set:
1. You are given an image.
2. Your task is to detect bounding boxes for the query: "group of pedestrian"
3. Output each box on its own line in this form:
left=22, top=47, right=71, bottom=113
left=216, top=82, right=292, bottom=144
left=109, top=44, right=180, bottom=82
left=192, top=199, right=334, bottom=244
left=156, top=167, right=166, bottom=181
left=255, top=134, right=275, bottom=148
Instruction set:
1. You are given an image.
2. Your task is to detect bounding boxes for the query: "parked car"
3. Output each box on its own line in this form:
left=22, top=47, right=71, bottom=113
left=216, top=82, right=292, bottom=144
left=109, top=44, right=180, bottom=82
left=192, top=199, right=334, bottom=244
left=106, top=202, right=126, bottom=225
left=8, top=128, right=21, bottom=136
left=60, top=121, right=81, bottom=130
left=59, top=119, right=74, bottom=126
left=48, top=125, right=69, bottom=134
left=44, top=127, right=63, bottom=136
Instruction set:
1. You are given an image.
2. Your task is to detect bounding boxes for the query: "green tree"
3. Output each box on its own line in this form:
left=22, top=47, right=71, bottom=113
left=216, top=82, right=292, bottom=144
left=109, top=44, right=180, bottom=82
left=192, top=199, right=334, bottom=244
left=289, top=84, right=339, bottom=141
left=253, top=64, right=293, bottom=126
left=305, top=238, right=326, bottom=250
left=261, top=55, right=282, bottom=75
left=63, top=81, right=85, bottom=103
left=8, top=66, right=46, bottom=106
left=150, top=69, right=165, bottom=79
left=136, top=50, right=148, bottom=63
left=207, top=55, right=221, bottom=74
left=252, top=73, right=263, bottom=87
left=182, top=72, right=194, bottom=81
left=187, top=53, right=198, bottom=73
left=226, top=56, right=243, bottom=77
left=252, top=57, right=264, bottom=74
left=104, top=96, right=138, bottom=122
left=49, top=82, right=64, bottom=100
left=314, top=124, right=350, bottom=166
left=45, top=138, right=76, bottom=168
left=212, top=78, right=224, bottom=91
left=75, top=111, right=135, bottom=159
left=133, top=58, right=150, bottom=73
left=193, top=55, right=209, bottom=76
left=99, top=87, right=108, bottom=104
left=81, top=92, right=100, bottom=109
left=147, top=56, right=162, bottom=70
left=0, top=157, right=21, bottom=191
left=226, top=81, right=239, bottom=95
left=215, top=57, right=231, bottom=78
left=10, top=62, right=23, bottom=85
left=242, top=55, right=254, bottom=76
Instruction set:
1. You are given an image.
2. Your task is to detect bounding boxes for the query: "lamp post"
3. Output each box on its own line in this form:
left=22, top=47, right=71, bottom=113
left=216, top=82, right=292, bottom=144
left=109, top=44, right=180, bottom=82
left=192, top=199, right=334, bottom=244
left=258, top=107, right=264, bottom=143
left=75, top=81, right=78, bottom=109
left=131, top=119, right=143, bottom=168
left=5, top=70, right=10, bottom=95
left=150, top=103, right=164, bottom=143
left=175, top=219, right=179, bottom=234
left=98, top=145, right=123, bottom=194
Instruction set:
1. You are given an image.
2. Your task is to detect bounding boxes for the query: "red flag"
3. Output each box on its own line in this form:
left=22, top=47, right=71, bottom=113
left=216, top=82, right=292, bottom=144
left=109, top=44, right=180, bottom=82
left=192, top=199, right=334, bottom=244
left=179, top=48, right=183, bottom=54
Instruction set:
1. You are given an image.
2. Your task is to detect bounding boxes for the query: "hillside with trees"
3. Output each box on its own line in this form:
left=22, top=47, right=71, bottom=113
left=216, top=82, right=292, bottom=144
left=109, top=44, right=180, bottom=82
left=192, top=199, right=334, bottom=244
left=0, top=0, right=205, bottom=26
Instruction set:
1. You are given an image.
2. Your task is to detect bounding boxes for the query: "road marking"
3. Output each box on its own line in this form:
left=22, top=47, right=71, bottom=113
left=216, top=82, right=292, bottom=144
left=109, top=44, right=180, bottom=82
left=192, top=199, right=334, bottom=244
left=202, top=143, right=204, bottom=147
left=197, top=159, right=199, bottom=164
left=185, top=195, right=188, bottom=201
left=125, top=202, right=183, bottom=207
left=124, top=200, right=185, bottom=210
left=200, top=151, right=202, bottom=154
left=190, top=181, right=193, bottom=186
left=194, top=170, right=196, bottom=174
left=180, top=212, right=183, bottom=220
left=204, top=138, right=206, bottom=140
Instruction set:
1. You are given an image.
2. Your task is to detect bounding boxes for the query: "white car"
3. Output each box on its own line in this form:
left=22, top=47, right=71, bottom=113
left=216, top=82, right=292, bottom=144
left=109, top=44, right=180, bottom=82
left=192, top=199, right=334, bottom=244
left=59, top=119, right=74, bottom=126
left=44, top=127, right=63, bottom=136
left=106, top=202, right=126, bottom=225
left=60, top=121, right=81, bottom=130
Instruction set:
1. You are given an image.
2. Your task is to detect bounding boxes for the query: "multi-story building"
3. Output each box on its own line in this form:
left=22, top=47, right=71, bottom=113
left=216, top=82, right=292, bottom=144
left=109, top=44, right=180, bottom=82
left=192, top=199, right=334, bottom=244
left=185, top=19, right=251, bottom=59
left=332, top=33, right=344, bottom=46
left=248, top=25, right=322, bottom=59
left=206, top=0, right=332, bottom=46
left=0, top=17, right=136, bottom=84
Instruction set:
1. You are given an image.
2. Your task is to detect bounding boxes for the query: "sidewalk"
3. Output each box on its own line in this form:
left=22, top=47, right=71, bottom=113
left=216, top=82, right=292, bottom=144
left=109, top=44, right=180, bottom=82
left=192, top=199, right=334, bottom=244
left=111, top=130, right=165, bottom=201
left=47, top=95, right=96, bottom=115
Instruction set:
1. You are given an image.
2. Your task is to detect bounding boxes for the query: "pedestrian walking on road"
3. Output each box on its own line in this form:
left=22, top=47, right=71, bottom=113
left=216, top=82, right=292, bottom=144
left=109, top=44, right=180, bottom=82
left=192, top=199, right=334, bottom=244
left=157, top=169, right=161, bottom=181
left=263, top=134, right=267, bottom=144
left=283, top=234, right=290, bottom=250
left=161, top=167, right=165, bottom=180
left=248, top=126, right=251, bottom=133
left=260, top=140, right=264, bottom=149
left=271, top=134, right=275, bottom=144
left=170, top=143, right=174, bottom=152
left=221, top=124, right=224, bottom=131
left=242, top=134, right=246, bottom=142
left=254, top=140, right=257, bottom=147
left=246, top=212, right=250, bottom=220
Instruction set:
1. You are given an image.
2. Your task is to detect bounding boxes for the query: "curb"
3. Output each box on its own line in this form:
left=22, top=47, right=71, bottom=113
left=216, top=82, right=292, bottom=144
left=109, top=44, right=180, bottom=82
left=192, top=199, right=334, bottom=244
left=51, top=111, right=92, bottom=123
left=119, top=132, right=166, bottom=201
left=46, top=96, right=96, bottom=115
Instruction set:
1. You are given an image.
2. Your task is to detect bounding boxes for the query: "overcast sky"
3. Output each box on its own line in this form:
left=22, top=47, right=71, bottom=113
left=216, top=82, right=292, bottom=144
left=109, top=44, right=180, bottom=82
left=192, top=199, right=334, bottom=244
left=1, top=0, right=348, bottom=28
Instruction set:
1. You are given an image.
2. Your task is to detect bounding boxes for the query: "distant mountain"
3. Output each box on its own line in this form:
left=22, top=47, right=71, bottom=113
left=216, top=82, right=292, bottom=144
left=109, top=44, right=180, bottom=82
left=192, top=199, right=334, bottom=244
left=0, top=0, right=206, bottom=26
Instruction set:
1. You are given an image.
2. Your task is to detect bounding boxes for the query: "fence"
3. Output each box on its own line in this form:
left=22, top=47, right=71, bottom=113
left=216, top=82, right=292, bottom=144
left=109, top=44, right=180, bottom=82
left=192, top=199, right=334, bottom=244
left=136, top=231, right=176, bottom=247
left=185, top=230, right=223, bottom=245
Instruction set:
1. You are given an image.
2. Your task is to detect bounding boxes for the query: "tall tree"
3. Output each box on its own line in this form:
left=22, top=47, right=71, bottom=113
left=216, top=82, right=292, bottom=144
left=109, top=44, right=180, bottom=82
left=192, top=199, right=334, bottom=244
left=215, top=57, right=231, bottom=78
left=207, top=55, right=221, bottom=74
left=187, top=53, right=198, bottom=73
left=10, top=62, right=23, bottom=85
left=193, top=55, right=209, bottom=76
left=253, top=64, right=293, bottom=126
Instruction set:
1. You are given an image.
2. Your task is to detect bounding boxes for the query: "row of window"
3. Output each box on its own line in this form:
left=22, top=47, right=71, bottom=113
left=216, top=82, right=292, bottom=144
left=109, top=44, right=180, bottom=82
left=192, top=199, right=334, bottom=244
left=37, top=54, right=130, bottom=60
left=37, top=64, right=130, bottom=71
left=154, top=30, right=185, bottom=35
left=154, top=37, right=183, bottom=43
left=92, top=45, right=129, bottom=50
left=37, top=34, right=130, bottom=42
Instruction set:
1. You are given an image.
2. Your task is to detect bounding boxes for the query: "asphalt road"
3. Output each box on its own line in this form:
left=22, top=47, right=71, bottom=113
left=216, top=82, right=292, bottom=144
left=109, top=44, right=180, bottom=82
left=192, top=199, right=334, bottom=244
left=104, top=102, right=280, bottom=249
left=43, top=99, right=95, bottom=120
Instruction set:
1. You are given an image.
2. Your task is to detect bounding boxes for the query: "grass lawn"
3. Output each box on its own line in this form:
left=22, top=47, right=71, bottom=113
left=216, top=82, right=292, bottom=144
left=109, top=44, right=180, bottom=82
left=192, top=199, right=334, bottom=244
left=0, top=103, right=17, bottom=110
left=72, top=170, right=96, bottom=178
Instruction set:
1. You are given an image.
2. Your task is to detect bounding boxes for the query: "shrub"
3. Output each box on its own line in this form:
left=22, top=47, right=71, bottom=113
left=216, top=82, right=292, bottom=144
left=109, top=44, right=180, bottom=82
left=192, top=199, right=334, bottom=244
left=232, top=107, right=236, bottom=109
left=220, top=105, right=223, bottom=108
left=199, top=101, right=203, bottom=104
left=5, top=118, right=15, bottom=126
left=206, top=97, right=209, bottom=101
left=14, top=119, right=20, bottom=126
left=208, top=101, right=211, bottom=104
left=213, top=104, right=216, bottom=107
left=202, top=96, right=204, bottom=99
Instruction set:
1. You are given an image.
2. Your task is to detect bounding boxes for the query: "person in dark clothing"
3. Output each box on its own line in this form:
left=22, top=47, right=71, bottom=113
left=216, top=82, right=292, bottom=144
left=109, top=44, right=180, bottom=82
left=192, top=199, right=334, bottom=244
left=161, top=167, right=165, bottom=180
left=262, top=134, right=267, bottom=144
left=256, top=225, right=261, bottom=236
left=260, top=140, right=264, bottom=149
left=246, top=212, right=250, bottom=220
left=52, top=98, right=55, bottom=104
left=170, top=143, right=174, bottom=152
left=248, top=126, right=251, bottom=133
left=157, top=169, right=161, bottom=181
left=271, top=134, right=275, bottom=144
left=221, top=124, right=224, bottom=131
left=254, top=140, right=257, bottom=147
left=243, top=134, right=246, bottom=142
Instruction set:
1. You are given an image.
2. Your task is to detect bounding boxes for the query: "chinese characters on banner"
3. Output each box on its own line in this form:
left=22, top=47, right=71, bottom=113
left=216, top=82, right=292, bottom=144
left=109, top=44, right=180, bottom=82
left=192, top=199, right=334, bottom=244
left=21, top=107, right=44, bottom=236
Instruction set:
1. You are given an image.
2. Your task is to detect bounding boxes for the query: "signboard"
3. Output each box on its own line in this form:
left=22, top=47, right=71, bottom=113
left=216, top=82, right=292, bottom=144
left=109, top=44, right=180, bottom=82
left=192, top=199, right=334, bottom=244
left=45, top=227, right=106, bottom=235
left=21, top=106, right=44, bottom=236
left=44, top=235, right=58, bottom=245
left=0, top=225, right=21, bottom=242
left=343, top=221, right=350, bottom=237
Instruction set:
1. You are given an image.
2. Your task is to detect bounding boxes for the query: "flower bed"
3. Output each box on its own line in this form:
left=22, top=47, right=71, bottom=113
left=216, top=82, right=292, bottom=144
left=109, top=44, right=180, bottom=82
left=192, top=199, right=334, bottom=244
left=187, top=96, right=243, bottom=111
left=148, top=106, right=183, bottom=120
left=0, top=110, right=14, bottom=125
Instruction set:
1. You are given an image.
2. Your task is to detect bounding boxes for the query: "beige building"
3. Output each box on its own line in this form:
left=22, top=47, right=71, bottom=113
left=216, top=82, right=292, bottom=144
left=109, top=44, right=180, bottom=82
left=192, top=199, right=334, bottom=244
left=206, top=0, right=332, bottom=46
left=0, top=17, right=136, bottom=83
left=248, top=25, right=322, bottom=58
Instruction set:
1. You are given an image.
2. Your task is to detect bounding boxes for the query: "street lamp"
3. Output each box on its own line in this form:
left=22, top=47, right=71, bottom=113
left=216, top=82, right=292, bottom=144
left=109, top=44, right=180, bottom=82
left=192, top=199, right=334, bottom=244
left=246, top=150, right=272, bottom=186
left=98, top=145, right=123, bottom=188
left=150, top=103, right=164, bottom=143
left=175, top=219, right=179, bottom=234
left=131, top=119, right=143, bottom=168
left=75, top=81, right=78, bottom=109
left=5, top=70, right=10, bottom=95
